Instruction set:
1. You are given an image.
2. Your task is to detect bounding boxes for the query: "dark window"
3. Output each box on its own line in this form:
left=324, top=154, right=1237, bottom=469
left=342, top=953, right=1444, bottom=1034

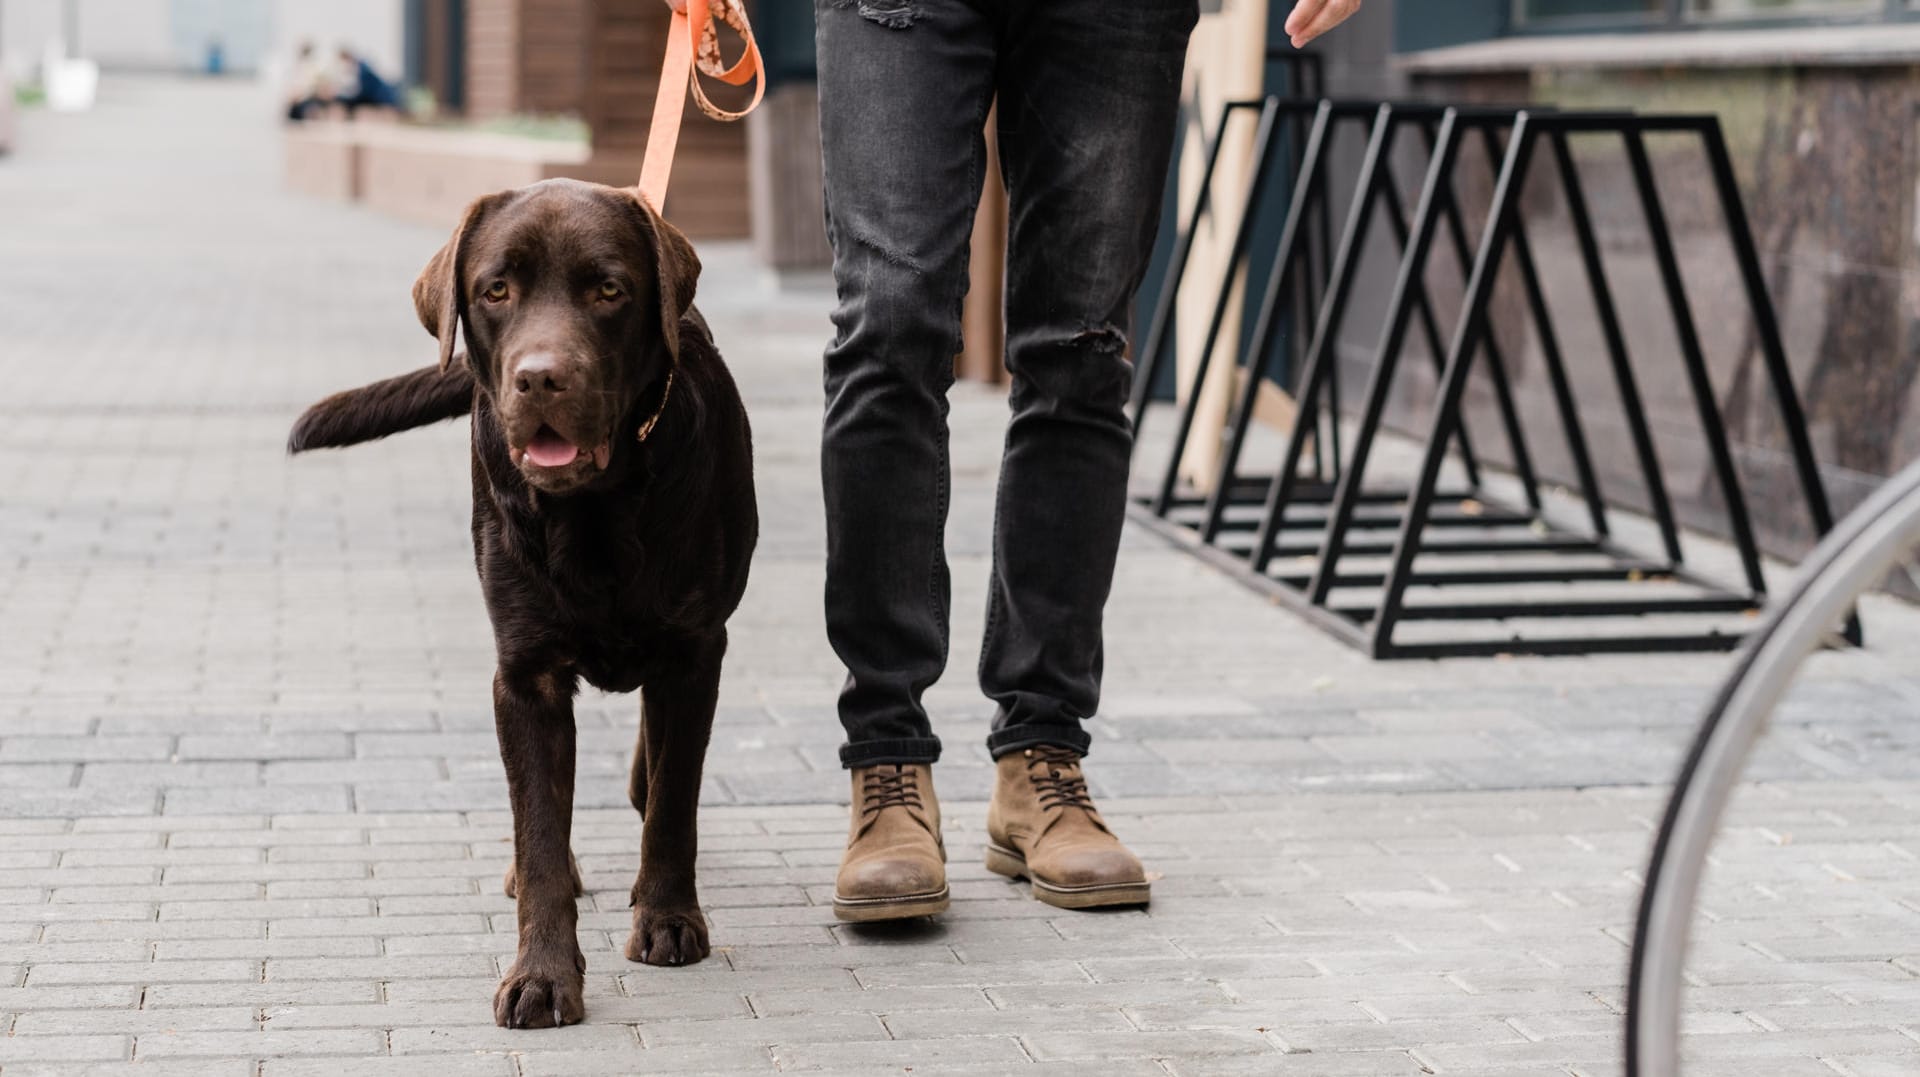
left=1517, top=0, right=1903, bottom=27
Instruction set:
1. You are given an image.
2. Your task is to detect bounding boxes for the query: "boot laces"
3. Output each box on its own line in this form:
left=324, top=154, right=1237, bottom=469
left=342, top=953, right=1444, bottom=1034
left=861, top=766, right=923, bottom=817
left=1026, top=747, right=1096, bottom=813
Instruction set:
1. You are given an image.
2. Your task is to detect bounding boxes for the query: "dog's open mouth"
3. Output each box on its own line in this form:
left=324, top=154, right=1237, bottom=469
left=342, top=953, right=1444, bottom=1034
left=518, top=425, right=614, bottom=476
left=525, top=426, right=579, bottom=468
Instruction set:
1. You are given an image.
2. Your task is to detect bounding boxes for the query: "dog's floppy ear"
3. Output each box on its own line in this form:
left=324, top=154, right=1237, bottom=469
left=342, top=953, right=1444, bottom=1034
left=412, top=195, right=500, bottom=372
left=630, top=192, right=702, bottom=364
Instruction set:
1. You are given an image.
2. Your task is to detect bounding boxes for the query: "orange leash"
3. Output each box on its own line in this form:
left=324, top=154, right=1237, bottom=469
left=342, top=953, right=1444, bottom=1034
left=638, top=0, right=766, bottom=213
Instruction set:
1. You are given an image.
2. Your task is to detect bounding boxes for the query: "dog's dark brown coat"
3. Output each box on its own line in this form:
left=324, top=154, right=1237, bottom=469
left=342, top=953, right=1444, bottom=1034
left=290, top=179, right=757, bottom=1028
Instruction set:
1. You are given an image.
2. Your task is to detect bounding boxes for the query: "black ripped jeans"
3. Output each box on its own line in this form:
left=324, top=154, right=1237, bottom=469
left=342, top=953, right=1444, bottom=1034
left=816, top=0, right=1198, bottom=768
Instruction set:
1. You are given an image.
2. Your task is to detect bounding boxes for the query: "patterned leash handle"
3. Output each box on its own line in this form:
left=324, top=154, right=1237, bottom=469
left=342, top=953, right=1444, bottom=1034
left=638, top=0, right=766, bottom=212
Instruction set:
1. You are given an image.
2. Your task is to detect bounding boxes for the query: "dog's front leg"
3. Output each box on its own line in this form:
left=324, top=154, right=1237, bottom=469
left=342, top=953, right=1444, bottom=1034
left=492, top=665, right=587, bottom=1028
left=627, top=637, right=723, bottom=967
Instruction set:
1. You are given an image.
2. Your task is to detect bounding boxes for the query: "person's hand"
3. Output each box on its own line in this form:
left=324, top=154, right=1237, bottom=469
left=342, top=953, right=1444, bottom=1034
left=1284, top=0, right=1361, bottom=48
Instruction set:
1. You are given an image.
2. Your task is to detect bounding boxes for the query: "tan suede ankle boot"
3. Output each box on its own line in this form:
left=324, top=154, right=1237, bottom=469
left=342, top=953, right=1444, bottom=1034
left=833, top=763, right=949, bottom=922
left=987, top=746, right=1149, bottom=909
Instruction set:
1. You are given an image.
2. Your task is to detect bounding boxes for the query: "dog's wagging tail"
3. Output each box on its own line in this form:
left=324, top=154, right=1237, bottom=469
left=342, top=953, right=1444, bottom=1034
left=286, top=361, right=475, bottom=454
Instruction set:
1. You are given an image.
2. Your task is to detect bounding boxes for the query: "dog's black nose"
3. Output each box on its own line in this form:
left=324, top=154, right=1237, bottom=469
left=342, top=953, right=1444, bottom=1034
left=511, top=355, right=570, bottom=398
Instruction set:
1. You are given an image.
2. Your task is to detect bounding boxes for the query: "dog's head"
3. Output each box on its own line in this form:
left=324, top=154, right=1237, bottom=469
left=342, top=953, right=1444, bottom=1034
left=411, top=179, right=700, bottom=494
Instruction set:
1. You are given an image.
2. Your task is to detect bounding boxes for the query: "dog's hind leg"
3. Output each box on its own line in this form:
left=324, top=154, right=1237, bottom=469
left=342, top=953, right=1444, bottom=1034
left=626, top=634, right=724, bottom=968
left=490, top=664, right=588, bottom=1029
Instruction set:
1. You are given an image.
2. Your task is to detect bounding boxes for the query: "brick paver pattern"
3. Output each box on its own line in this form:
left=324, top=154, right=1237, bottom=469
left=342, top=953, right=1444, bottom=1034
left=3, top=77, right=1920, bottom=1076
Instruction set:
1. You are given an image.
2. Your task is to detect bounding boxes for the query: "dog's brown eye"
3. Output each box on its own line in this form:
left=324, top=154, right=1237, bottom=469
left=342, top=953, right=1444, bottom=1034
left=598, top=281, right=623, bottom=302
left=483, top=281, right=509, bottom=303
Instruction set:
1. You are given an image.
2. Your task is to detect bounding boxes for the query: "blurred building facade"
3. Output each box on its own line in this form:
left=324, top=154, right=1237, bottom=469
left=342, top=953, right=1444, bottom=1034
left=0, top=0, right=403, bottom=76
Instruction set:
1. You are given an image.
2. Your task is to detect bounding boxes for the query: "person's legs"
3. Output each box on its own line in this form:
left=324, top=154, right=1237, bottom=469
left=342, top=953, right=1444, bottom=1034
left=818, top=0, right=997, bottom=770
left=818, top=0, right=1000, bottom=922
left=980, top=0, right=1198, bottom=757
left=977, top=0, right=1195, bottom=912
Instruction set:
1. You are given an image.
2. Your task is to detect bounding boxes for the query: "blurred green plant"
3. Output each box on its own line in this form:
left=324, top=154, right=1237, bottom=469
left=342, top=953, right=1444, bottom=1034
left=405, top=85, right=438, bottom=120
left=402, top=106, right=586, bottom=144
left=15, top=83, right=46, bottom=107
left=467, top=114, right=590, bottom=143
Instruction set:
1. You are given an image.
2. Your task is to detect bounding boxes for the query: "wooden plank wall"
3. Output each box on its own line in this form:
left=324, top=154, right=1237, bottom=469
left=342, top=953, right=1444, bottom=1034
left=519, top=0, right=589, bottom=115
left=464, top=0, right=518, bottom=119
left=465, top=0, right=588, bottom=119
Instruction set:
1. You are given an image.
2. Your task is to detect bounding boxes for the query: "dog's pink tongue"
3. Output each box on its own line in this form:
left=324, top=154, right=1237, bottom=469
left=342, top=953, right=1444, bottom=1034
left=525, top=428, right=579, bottom=468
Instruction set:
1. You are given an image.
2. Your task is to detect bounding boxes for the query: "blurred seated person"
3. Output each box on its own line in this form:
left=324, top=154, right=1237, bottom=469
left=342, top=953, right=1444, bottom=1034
left=284, top=41, right=335, bottom=122
left=334, top=48, right=407, bottom=119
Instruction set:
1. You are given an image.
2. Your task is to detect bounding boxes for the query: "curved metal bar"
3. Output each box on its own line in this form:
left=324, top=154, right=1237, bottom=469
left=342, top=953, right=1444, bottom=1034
left=1626, top=457, right=1920, bottom=1077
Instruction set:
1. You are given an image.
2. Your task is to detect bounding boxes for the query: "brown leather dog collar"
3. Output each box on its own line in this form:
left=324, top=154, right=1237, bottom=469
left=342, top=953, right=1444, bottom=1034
left=636, top=369, right=675, bottom=444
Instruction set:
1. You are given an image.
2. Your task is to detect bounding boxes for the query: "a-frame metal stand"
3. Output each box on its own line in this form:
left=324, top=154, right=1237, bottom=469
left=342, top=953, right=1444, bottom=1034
left=1130, top=102, right=1858, bottom=658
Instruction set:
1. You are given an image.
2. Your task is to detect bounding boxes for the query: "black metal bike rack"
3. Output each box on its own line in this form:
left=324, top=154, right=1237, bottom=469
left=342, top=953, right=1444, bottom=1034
left=1129, top=101, right=1858, bottom=658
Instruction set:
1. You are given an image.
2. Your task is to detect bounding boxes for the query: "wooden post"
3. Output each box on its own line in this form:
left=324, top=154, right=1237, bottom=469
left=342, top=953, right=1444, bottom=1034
left=958, top=104, right=1009, bottom=384
left=747, top=83, right=833, bottom=273
left=1175, top=0, right=1268, bottom=492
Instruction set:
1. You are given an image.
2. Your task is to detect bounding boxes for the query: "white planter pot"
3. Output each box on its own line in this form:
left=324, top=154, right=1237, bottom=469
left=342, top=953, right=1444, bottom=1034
left=44, top=53, right=99, bottom=113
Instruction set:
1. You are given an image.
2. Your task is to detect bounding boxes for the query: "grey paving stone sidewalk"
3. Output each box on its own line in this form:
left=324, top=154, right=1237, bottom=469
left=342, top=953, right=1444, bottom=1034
left=3, top=76, right=1920, bottom=1075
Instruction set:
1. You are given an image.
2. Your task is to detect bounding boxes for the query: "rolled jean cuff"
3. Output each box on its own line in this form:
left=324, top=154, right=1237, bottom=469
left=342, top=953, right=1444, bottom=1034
left=839, top=737, right=944, bottom=769
left=987, top=724, right=1093, bottom=760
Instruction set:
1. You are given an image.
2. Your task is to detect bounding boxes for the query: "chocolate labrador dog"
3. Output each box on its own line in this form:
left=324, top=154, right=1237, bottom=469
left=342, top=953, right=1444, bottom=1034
left=288, top=178, right=756, bottom=1028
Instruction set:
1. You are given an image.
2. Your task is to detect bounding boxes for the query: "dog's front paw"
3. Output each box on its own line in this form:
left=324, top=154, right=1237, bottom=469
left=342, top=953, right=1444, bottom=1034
left=626, top=904, right=710, bottom=967
left=494, top=951, right=587, bottom=1029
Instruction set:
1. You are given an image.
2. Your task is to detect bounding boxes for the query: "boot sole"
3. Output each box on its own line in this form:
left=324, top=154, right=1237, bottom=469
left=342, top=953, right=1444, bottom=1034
left=832, top=887, right=951, bottom=922
left=985, top=843, right=1151, bottom=909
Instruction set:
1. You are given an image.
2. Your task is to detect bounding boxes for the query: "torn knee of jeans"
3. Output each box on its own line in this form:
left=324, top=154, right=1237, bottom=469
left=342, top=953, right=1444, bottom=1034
left=1072, top=323, right=1128, bottom=358
left=830, top=0, right=915, bottom=29
left=846, top=223, right=927, bottom=274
